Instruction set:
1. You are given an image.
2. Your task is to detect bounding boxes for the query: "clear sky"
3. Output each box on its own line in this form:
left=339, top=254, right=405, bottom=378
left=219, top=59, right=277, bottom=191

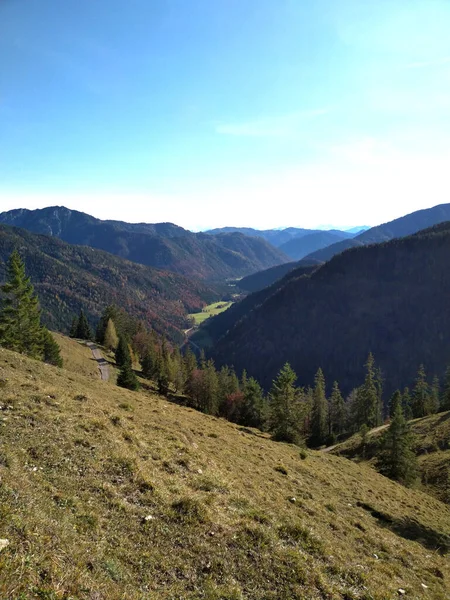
left=1, top=0, right=450, bottom=230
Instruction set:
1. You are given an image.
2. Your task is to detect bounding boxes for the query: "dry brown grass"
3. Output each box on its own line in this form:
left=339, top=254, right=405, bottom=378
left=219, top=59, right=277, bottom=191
left=0, top=347, right=449, bottom=599
left=331, top=412, right=450, bottom=504
left=52, top=334, right=101, bottom=380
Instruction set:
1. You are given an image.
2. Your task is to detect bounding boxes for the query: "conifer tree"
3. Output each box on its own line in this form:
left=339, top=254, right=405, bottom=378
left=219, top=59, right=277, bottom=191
left=69, top=316, right=79, bottom=338
left=442, top=366, right=450, bottom=411
left=377, top=402, right=418, bottom=487
left=412, top=364, right=429, bottom=418
left=117, top=361, right=140, bottom=391
left=429, top=375, right=440, bottom=414
left=42, top=328, right=63, bottom=367
left=402, top=387, right=413, bottom=420
left=115, top=335, right=131, bottom=368
left=268, top=363, right=302, bottom=445
left=310, top=367, right=328, bottom=446
left=356, top=353, right=381, bottom=428
left=329, top=381, right=345, bottom=437
left=0, top=250, right=43, bottom=359
left=141, top=344, right=158, bottom=380
left=389, top=390, right=402, bottom=418
left=103, top=318, right=119, bottom=351
left=240, top=376, right=266, bottom=429
left=75, top=309, right=92, bottom=340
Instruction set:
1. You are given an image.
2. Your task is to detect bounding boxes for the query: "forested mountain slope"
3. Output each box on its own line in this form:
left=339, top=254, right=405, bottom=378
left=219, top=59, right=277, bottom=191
left=304, top=203, right=450, bottom=262
left=0, top=224, right=218, bottom=342
left=0, top=348, right=448, bottom=599
left=0, top=207, right=289, bottom=281
left=209, top=223, right=450, bottom=395
left=279, top=230, right=348, bottom=260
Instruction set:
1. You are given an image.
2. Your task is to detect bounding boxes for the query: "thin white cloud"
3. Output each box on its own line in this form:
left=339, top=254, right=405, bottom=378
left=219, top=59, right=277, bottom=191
left=404, top=56, right=450, bottom=69
left=215, top=109, right=329, bottom=138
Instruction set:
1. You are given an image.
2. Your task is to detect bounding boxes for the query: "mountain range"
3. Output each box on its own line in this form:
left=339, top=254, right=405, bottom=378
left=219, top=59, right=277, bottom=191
left=198, top=220, right=450, bottom=397
left=0, top=223, right=219, bottom=342
left=0, top=207, right=289, bottom=281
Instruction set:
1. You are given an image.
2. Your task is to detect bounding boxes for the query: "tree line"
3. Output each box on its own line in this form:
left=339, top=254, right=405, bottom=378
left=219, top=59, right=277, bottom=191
left=93, top=306, right=450, bottom=451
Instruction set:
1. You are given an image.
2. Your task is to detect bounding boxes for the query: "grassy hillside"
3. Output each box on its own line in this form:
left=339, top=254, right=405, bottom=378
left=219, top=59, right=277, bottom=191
left=0, top=224, right=220, bottom=342
left=208, top=223, right=450, bottom=395
left=0, top=349, right=448, bottom=599
left=331, top=412, right=450, bottom=504
left=0, top=207, right=290, bottom=282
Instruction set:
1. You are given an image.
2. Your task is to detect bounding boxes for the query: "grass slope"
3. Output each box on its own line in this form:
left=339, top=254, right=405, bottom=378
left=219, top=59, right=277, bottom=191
left=0, top=349, right=449, bottom=599
left=331, top=412, right=450, bottom=504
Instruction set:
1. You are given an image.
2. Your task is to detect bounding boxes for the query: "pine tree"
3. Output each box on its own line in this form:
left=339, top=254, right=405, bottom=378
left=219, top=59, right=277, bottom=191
left=103, top=318, right=119, bottom=351
left=310, top=368, right=328, bottom=446
left=412, top=364, right=429, bottom=418
left=117, top=362, right=140, bottom=391
left=377, top=402, right=418, bottom=487
left=141, top=344, right=157, bottom=380
left=442, top=366, right=450, bottom=411
left=75, top=309, right=92, bottom=340
left=429, top=375, right=440, bottom=414
left=115, top=335, right=131, bottom=368
left=402, top=387, right=413, bottom=420
left=42, top=329, right=63, bottom=367
left=389, top=390, right=402, bottom=418
left=329, top=381, right=346, bottom=437
left=268, top=363, right=302, bottom=445
left=355, top=353, right=381, bottom=428
left=0, top=250, right=43, bottom=359
left=69, top=316, right=79, bottom=338
left=240, top=376, right=266, bottom=429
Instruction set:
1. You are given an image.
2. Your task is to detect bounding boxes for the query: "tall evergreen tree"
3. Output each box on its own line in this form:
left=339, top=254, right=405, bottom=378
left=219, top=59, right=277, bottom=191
left=429, top=375, right=440, bottom=414
left=42, top=328, right=63, bottom=367
left=115, top=335, right=131, bottom=368
left=412, top=364, right=429, bottom=418
left=240, top=376, right=266, bottom=429
left=310, top=368, right=328, bottom=446
left=377, top=402, right=418, bottom=487
left=329, top=381, right=346, bottom=437
left=356, top=353, right=381, bottom=428
left=69, top=316, right=79, bottom=338
left=75, top=309, right=92, bottom=340
left=389, top=390, right=402, bottom=418
left=0, top=250, right=43, bottom=359
left=117, top=362, right=140, bottom=391
left=268, top=363, right=302, bottom=445
left=402, top=387, right=413, bottom=420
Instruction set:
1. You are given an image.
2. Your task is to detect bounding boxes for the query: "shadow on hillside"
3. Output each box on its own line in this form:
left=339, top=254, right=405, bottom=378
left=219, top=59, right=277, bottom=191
left=357, top=502, right=449, bottom=555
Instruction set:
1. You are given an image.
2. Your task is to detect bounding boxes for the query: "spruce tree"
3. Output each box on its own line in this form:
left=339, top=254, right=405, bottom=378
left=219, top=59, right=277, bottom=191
left=240, top=376, right=266, bottom=429
left=429, top=375, right=440, bottom=414
left=115, top=335, right=131, bottom=368
left=69, top=316, right=79, bottom=338
left=402, top=387, right=413, bottom=420
left=356, top=353, right=381, bottom=428
left=389, top=390, right=402, bottom=418
left=412, top=364, right=429, bottom=418
left=0, top=250, right=43, bottom=359
left=310, top=367, right=328, bottom=446
left=330, top=381, right=345, bottom=437
left=75, top=309, right=92, bottom=340
left=117, top=362, right=140, bottom=391
left=141, top=344, right=157, bottom=379
left=377, top=402, right=418, bottom=487
left=42, top=329, right=63, bottom=367
left=103, top=318, right=119, bottom=351
left=268, top=363, right=302, bottom=445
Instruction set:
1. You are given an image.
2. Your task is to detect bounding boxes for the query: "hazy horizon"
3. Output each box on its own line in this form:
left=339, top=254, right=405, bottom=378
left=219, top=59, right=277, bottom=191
left=2, top=1, right=450, bottom=229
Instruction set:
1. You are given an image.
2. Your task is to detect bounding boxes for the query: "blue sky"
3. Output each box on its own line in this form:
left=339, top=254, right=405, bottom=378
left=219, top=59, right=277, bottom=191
left=1, top=0, right=450, bottom=230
